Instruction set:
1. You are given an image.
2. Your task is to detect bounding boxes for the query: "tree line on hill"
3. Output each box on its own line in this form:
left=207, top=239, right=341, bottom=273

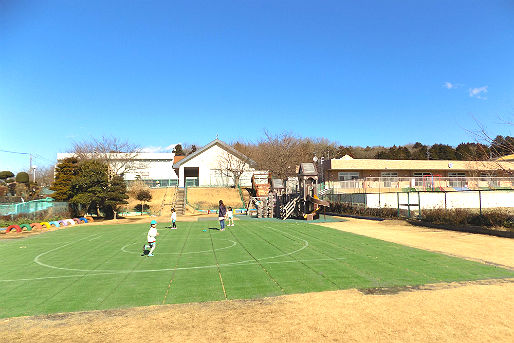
left=9, top=132, right=512, bottom=219
left=228, top=133, right=514, bottom=179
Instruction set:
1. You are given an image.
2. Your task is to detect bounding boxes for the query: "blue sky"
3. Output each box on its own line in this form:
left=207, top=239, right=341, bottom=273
left=1, top=0, right=514, bottom=173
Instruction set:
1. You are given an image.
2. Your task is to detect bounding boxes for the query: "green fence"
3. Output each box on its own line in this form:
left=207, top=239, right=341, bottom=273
left=0, top=198, right=68, bottom=216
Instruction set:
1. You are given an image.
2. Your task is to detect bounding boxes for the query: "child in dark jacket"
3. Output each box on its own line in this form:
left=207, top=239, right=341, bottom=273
left=218, top=200, right=226, bottom=231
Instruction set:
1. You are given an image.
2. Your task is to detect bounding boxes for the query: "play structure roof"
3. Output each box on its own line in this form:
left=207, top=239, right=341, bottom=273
left=299, top=163, right=317, bottom=176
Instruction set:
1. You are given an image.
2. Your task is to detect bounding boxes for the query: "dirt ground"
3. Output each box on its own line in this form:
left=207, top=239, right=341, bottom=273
left=1, top=218, right=513, bottom=343
left=187, top=187, right=249, bottom=209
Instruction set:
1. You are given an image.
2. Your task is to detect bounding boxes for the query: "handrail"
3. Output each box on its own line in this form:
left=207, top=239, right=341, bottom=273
left=328, top=176, right=514, bottom=191
left=237, top=184, right=246, bottom=207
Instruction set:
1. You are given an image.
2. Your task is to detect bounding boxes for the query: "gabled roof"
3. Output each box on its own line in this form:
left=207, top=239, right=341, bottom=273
left=299, top=163, right=317, bottom=176
left=172, top=139, right=256, bottom=168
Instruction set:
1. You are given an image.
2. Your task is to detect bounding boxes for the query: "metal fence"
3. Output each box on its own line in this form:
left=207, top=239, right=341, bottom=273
left=0, top=199, right=68, bottom=216
left=324, top=189, right=514, bottom=216
left=326, top=176, right=514, bottom=193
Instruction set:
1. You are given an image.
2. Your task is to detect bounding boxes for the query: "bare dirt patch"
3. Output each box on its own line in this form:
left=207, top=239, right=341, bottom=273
left=1, top=218, right=513, bottom=342
left=187, top=187, right=248, bottom=209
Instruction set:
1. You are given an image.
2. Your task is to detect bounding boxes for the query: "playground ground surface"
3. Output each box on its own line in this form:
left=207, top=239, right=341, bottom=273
left=1, top=216, right=513, bottom=342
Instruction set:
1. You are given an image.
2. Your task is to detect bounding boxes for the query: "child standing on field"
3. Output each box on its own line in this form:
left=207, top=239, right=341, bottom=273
left=218, top=200, right=226, bottom=231
left=146, top=220, right=159, bottom=256
left=171, top=208, right=177, bottom=229
left=227, top=207, right=234, bottom=227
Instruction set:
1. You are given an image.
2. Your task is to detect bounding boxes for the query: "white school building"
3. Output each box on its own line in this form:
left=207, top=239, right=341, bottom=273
left=56, top=139, right=255, bottom=188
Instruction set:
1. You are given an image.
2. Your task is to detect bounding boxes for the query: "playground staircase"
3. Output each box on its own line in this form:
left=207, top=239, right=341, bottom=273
left=318, top=188, right=332, bottom=197
left=281, top=195, right=300, bottom=220
left=174, top=188, right=186, bottom=215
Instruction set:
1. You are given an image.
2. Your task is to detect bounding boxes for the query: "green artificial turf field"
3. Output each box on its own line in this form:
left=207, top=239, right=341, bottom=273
left=1, top=220, right=512, bottom=318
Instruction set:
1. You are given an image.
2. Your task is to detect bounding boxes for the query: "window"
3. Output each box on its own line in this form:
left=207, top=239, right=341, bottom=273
left=338, top=172, right=360, bottom=181
left=381, top=172, right=398, bottom=187
left=448, top=172, right=466, bottom=188
left=480, top=173, right=499, bottom=188
left=413, top=172, right=432, bottom=186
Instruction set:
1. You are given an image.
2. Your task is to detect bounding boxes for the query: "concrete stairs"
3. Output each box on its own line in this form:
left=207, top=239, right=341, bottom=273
left=174, top=188, right=186, bottom=215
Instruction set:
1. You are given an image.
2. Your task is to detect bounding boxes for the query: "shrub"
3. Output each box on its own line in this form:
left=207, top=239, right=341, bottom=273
left=134, top=204, right=150, bottom=212
left=136, top=189, right=152, bottom=202
left=15, top=172, right=30, bottom=184
left=0, top=171, right=14, bottom=180
left=329, top=202, right=398, bottom=219
left=469, top=209, right=512, bottom=228
left=421, top=208, right=513, bottom=228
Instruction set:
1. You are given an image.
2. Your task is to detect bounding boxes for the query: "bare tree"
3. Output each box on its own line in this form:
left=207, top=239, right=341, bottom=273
left=27, top=165, right=55, bottom=187
left=70, top=136, right=144, bottom=179
left=467, top=117, right=514, bottom=175
left=217, top=150, right=252, bottom=186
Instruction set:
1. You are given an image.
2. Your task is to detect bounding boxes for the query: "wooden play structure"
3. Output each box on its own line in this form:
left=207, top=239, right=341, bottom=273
left=246, top=163, right=329, bottom=220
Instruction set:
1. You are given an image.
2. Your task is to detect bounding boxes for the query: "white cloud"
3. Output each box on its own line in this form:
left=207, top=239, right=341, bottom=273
left=141, top=144, right=177, bottom=153
left=443, top=82, right=455, bottom=89
left=469, top=86, right=488, bottom=100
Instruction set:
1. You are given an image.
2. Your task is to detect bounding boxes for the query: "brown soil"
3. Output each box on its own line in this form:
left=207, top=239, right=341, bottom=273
left=187, top=187, right=249, bottom=209
left=1, top=218, right=513, bottom=342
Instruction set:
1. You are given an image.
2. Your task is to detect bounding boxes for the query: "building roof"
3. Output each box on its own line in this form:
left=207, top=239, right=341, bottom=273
left=173, top=155, right=186, bottom=164
left=172, top=139, right=255, bottom=168
left=57, top=152, right=175, bottom=161
left=496, top=153, right=514, bottom=161
left=329, top=157, right=514, bottom=171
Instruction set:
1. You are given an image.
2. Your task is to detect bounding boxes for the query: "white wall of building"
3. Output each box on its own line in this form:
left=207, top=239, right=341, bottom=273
left=56, top=152, right=178, bottom=182
left=360, top=190, right=514, bottom=209
left=178, top=144, right=253, bottom=187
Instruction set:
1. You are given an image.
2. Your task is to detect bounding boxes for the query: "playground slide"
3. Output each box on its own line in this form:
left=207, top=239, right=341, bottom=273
left=304, top=195, right=330, bottom=219
left=306, top=195, right=330, bottom=207
left=304, top=205, right=322, bottom=219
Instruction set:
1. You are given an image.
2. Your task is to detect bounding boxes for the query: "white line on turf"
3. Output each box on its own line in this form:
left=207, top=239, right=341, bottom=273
left=0, top=257, right=346, bottom=282
left=120, top=238, right=237, bottom=255
left=31, top=233, right=309, bottom=273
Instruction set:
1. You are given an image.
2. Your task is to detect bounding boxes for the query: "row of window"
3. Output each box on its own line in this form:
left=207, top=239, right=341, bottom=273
left=337, top=172, right=501, bottom=188
left=337, top=172, right=470, bottom=181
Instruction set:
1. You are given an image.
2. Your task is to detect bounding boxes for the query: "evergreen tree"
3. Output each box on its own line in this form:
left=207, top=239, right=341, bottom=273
left=0, top=171, right=14, bottom=180
left=428, top=144, right=457, bottom=160
left=136, top=189, right=152, bottom=215
left=410, top=142, right=429, bottom=160
left=103, top=175, right=129, bottom=219
left=15, top=172, right=29, bottom=184
left=456, top=142, right=490, bottom=160
left=490, top=135, right=514, bottom=157
left=173, top=144, right=185, bottom=156
left=51, top=157, right=79, bottom=201
left=69, top=160, right=109, bottom=216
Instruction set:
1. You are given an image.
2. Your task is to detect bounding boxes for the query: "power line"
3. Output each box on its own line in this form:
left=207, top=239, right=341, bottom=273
left=0, top=149, right=54, bottom=162
left=0, top=149, right=29, bottom=155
